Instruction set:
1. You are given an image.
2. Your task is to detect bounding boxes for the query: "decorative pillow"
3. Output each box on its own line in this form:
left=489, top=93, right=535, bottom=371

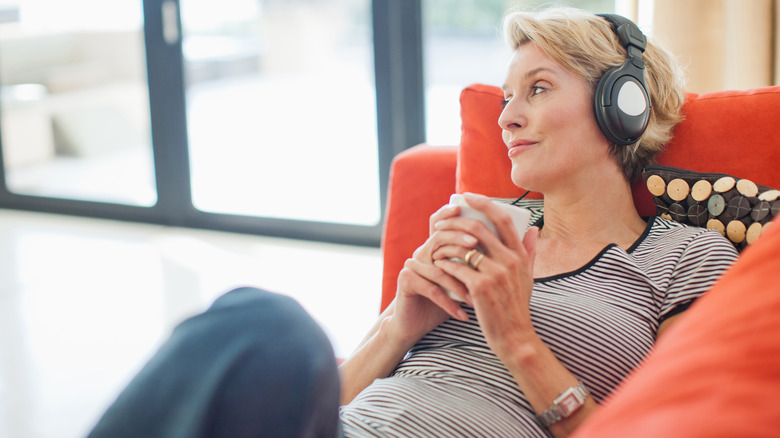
left=642, top=165, right=779, bottom=251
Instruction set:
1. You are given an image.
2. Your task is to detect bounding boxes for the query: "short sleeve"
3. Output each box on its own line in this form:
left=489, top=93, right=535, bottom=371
left=661, top=229, right=738, bottom=320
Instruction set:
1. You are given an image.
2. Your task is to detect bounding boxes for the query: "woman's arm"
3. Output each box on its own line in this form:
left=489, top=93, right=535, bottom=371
left=339, top=202, right=480, bottom=405
left=339, top=256, right=470, bottom=404
left=338, top=303, right=410, bottom=405
left=496, top=328, right=599, bottom=437
left=657, top=313, right=684, bottom=339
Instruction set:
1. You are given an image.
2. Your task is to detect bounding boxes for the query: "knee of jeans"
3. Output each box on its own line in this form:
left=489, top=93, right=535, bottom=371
left=206, top=287, right=335, bottom=364
left=205, top=289, right=340, bottom=434
left=209, top=286, right=284, bottom=310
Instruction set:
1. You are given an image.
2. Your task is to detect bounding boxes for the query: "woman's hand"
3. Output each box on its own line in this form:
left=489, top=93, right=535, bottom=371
left=389, top=202, right=480, bottom=345
left=431, top=193, right=540, bottom=361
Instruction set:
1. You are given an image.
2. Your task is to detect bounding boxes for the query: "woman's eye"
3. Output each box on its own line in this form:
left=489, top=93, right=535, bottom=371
left=500, top=98, right=511, bottom=108
left=531, top=85, right=546, bottom=96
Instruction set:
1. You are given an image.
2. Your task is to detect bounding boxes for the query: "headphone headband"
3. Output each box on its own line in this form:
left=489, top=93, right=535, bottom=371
left=597, top=14, right=646, bottom=51
left=596, top=14, right=647, bottom=69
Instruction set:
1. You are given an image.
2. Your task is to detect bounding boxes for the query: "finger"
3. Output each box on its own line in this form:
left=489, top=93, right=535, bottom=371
left=429, top=203, right=461, bottom=235
left=431, top=244, right=467, bottom=262
left=399, top=266, right=468, bottom=321
left=433, top=216, right=493, bottom=243
left=407, top=257, right=469, bottom=300
left=433, top=230, right=479, bottom=254
left=405, top=258, right=472, bottom=310
left=434, top=215, right=503, bottom=257
left=434, top=258, right=484, bottom=294
left=415, top=230, right=478, bottom=264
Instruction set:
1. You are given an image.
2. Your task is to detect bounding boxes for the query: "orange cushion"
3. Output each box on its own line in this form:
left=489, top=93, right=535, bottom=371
left=381, top=144, right=458, bottom=312
left=456, top=84, right=780, bottom=215
left=572, top=216, right=780, bottom=437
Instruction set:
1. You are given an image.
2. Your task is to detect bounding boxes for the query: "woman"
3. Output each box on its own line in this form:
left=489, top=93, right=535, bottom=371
left=89, top=7, right=738, bottom=438
left=338, top=7, right=736, bottom=437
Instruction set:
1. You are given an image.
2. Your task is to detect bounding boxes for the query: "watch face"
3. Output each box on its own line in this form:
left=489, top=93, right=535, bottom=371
left=560, top=393, right=581, bottom=414
left=538, top=382, right=589, bottom=427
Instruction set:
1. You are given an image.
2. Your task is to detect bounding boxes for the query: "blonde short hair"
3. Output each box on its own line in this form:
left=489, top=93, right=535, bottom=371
left=503, top=7, right=686, bottom=182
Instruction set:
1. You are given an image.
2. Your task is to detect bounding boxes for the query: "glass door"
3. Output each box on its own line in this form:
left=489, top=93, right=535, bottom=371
left=180, top=0, right=380, bottom=226
left=0, top=0, right=416, bottom=246
left=0, top=0, right=156, bottom=206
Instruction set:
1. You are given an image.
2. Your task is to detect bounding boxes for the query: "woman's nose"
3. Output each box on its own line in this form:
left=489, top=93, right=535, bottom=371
left=498, top=99, right=524, bottom=132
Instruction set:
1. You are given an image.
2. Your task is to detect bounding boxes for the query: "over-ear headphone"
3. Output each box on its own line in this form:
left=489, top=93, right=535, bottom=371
left=594, top=13, right=651, bottom=146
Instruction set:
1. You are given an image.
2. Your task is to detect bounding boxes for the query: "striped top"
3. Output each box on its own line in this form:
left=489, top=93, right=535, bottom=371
left=340, top=205, right=738, bottom=437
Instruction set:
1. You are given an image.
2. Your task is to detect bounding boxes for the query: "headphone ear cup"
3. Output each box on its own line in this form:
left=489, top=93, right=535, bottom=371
left=594, top=61, right=651, bottom=146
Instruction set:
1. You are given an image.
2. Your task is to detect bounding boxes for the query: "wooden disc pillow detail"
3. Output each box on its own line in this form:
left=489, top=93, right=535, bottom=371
left=642, top=165, right=779, bottom=252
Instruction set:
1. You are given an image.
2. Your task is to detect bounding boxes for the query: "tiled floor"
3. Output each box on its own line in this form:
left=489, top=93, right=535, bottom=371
left=0, top=208, right=382, bottom=438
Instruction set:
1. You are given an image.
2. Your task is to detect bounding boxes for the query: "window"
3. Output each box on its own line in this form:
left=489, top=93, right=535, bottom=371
left=180, top=0, right=381, bottom=226
left=0, top=0, right=156, bottom=206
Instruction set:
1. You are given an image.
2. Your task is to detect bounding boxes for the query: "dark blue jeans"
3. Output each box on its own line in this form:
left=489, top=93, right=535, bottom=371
left=88, top=287, right=343, bottom=438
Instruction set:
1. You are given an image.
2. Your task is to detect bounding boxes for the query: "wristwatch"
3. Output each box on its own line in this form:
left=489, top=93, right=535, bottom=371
left=535, top=381, right=589, bottom=428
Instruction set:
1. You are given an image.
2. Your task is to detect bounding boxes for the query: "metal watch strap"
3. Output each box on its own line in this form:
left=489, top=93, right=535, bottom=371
left=535, top=381, right=590, bottom=428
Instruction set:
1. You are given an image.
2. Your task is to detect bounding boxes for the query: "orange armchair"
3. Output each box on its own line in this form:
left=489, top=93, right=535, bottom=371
left=380, top=83, right=780, bottom=312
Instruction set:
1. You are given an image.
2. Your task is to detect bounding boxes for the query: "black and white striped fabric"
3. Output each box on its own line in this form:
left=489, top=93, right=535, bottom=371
left=340, top=202, right=738, bottom=437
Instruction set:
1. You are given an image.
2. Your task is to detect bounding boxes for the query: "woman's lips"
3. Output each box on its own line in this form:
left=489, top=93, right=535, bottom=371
left=507, top=139, right=537, bottom=158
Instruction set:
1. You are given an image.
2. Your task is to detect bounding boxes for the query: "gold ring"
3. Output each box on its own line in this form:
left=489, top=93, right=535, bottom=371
left=464, top=249, right=480, bottom=266
left=471, top=253, right=485, bottom=269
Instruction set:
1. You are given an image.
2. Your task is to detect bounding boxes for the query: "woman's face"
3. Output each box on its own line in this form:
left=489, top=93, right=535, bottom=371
left=499, top=43, right=611, bottom=194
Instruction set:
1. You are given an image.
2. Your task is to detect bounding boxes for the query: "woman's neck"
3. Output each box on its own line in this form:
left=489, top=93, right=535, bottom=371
left=538, top=173, right=646, bottom=250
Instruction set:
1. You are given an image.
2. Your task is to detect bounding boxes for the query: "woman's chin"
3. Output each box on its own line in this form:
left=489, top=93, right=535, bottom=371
left=510, top=167, right=537, bottom=191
